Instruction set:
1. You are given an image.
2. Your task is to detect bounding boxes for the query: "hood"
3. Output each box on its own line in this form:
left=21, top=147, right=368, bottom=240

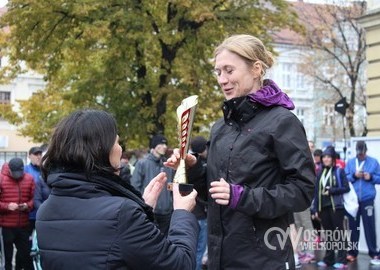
left=248, top=79, right=295, bottom=110
left=47, top=172, right=111, bottom=198
left=321, top=146, right=336, bottom=167
left=1, top=162, right=11, bottom=177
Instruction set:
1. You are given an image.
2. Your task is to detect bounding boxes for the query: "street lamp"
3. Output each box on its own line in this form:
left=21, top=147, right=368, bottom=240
left=334, top=97, right=349, bottom=160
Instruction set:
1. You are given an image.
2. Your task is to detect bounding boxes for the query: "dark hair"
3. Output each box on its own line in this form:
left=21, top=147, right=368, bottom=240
left=321, top=146, right=336, bottom=166
left=121, top=150, right=134, bottom=161
left=356, top=140, right=367, bottom=154
left=313, top=149, right=322, bottom=157
left=41, top=109, right=118, bottom=180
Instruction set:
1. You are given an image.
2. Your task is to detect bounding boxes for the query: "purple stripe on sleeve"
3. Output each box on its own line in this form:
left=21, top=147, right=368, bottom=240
left=229, top=184, right=244, bottom=209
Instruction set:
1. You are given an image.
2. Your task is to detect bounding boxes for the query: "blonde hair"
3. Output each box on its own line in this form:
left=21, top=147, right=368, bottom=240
left=214, top=34, right=274, bottom=83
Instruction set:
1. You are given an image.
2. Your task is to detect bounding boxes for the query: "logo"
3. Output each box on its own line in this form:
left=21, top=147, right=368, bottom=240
left=263, top=227, right=356, bottom=251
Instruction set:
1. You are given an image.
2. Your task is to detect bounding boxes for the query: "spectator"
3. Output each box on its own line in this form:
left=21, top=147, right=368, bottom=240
left=131, top=135, right=175, bottom=236
left=313, top=149, right=323, bottom=174
left=188, top=136, right=208, bottom=270
left=345, top=140, right=380, bottom=265
left=119, top=151, right=135, bottom=185
left=313, top=146, right=349, bottom=269
left=24, top=146, right=43, bottom=230
left=0, top=158, right=35, bottom=270
left=292, top=141, right=317, bottom=266
left=308, top=140, right=315, bottom=154
left=335, top=153, right=346, bottom=169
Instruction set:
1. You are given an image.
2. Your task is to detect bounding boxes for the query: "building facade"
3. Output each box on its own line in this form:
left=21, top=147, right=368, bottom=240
left=359, top=1, right=380, bottom=137
left=0, top=69, right=46, bottom=165
left=272, top=1, right=367, bottom=155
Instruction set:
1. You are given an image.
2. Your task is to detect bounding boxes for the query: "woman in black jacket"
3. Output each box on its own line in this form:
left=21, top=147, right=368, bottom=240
left=36, top=109, right=198, bottom=270
left=313, top=146, right=350, bottom=269
left=167, top=35, right=315, bottom=270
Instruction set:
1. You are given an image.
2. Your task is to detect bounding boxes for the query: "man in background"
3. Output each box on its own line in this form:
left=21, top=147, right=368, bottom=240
left=119, top=151, right=135, bottom=185
left=345, top=141, right=380, bottom=265
left=188, top=136, right=208, bottom=270
left=24, top=146, right=42, bottom=231
left=0, top=158, right=35, bottom=270
left=131, top=135, right=175, bottom=236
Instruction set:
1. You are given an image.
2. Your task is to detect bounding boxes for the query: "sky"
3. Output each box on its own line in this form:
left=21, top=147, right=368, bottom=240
left=0, top=0, right=7, bottom=8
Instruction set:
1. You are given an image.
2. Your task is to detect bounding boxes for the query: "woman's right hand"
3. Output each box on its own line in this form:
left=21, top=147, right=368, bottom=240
left=142, top=172, right=167, bottom=209
left=172, top=183, right=197, bottom=212
left=164, top=148, right=197, bottom=170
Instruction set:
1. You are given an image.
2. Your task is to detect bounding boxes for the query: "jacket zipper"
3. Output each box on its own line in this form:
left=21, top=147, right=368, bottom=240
left=18, top=181, right=21, bottom=227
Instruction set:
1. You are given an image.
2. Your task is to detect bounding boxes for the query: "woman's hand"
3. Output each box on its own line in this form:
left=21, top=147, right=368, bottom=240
left=142, top=172, right=167, bottom=209
left=164, top=148, right=197, bottom=170
left=209, top=178, right=230, bottom=205
left=172, top=183, right=197, bottom=212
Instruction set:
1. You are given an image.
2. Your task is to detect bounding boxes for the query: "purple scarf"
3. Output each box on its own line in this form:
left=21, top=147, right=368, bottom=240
left=248, top=79, right=295, bottom=110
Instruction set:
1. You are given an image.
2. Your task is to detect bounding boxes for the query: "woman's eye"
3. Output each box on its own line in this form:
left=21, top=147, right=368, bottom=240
left=225, top=68, right=233, bottom=74
left=213, top=69, right=221, bottom=76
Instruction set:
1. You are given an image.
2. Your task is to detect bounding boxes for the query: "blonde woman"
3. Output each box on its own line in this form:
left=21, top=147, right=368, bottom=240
left=167, top=34, right=315, bottom=270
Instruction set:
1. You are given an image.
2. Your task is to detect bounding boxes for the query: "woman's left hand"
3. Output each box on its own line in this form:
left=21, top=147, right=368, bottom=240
left=143, top=172, right=167, bottom=209
left=209, top=178, right=230, bottom=205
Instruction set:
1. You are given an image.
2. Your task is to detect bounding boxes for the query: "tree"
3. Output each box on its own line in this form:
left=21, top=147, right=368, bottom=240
left=0, top=0, right=302, bottom=148
left=296, top=1, right=367, bottom=137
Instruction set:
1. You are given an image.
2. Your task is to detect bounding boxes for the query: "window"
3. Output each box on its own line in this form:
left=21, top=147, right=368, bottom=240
left=281, top=63, right=292, bottom=88
left=296, top=108, right=305, bottom=125
left=0, top=91, right=11, bottom=104
left=0, top=152, right=28, bottom=168
left=323, top=105, right=334, bottom=126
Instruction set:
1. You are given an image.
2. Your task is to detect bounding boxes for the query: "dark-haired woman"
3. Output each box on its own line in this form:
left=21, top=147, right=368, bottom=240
left=36, top=109, right=199, bottom=270
left=313, top=147, right=349, bottom=269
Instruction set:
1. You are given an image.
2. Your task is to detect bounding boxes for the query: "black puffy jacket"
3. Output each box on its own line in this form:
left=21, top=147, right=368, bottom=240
left=36, top=173, right=198, bottom=269
left=207, top=97, right=315, bottom=270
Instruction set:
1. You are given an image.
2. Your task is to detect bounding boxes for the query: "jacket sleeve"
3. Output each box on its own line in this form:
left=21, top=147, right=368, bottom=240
left=26, top=177, right=35, bottom=210
left=187, top=157, right=208, bottom=204
left=0, top=175, right=9, bottom=212
left=329, top=168, right=350, bottom=195
left=368, top=158, right=380, bottom=184
left=345, top=160, right=356, bottom=183
left=235, top=113, right=316, bottom=219
left=119, top=201, right=198, bottom=270
left=34, top=179, right=43, bottom=210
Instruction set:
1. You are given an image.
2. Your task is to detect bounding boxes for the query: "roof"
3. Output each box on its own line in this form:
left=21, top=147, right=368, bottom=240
left=272, top=1, right=351, bottom=46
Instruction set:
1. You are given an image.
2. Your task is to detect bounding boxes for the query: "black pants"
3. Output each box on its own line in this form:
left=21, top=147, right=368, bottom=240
left=319, top=207, right=347, bottom=265
left=2, top=227, right=34, bottom=270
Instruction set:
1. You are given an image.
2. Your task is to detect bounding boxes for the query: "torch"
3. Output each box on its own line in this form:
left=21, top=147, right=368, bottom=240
left=170, top=95, right=198, bottom=196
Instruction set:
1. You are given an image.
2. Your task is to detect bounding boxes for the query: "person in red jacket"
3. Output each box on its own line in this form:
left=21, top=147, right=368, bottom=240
left=0, top=157, right=35, bottom=270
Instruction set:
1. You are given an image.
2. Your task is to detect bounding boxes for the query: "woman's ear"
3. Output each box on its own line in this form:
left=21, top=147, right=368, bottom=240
left=251, top=61, right=263, bottom=79
left=252, top=61, right=263, bottom=77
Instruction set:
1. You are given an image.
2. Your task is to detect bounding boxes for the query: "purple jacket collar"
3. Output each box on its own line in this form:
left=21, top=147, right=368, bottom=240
left=248, top=79, right=295, bottom=110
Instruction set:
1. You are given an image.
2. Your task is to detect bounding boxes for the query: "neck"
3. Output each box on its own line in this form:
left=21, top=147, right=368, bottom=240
left=249, top=81, right=262, bottom=94
left=357, top=155, right=366, bottom=161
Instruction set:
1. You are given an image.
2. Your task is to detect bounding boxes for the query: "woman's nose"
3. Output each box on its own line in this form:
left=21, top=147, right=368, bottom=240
left=218, top=74, right=228, bottom=85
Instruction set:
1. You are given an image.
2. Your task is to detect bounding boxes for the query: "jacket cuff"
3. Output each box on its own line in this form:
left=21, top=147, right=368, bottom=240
left=228, top=184, right=244, bottom=209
